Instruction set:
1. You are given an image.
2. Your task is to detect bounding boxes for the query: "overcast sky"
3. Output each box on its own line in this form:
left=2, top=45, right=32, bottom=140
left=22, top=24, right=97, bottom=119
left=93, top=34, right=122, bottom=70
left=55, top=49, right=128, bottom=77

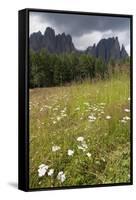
left=30, top=11, right=130, bottom=54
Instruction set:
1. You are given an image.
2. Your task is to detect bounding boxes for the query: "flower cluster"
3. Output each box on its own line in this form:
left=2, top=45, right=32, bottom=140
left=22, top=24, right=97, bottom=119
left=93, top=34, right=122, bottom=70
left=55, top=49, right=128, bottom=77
left=52, top=145, right=61, bottom=152
left=77, top=136, right=91, bottom=157
left=38, top=164, right=49, bottom=177
left=57, top=171, right=66, bottom=183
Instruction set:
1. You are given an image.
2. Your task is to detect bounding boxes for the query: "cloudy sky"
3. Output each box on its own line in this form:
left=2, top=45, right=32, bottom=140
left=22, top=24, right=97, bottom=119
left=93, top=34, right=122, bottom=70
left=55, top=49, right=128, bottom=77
left=29, top=11, right=130, bottom=54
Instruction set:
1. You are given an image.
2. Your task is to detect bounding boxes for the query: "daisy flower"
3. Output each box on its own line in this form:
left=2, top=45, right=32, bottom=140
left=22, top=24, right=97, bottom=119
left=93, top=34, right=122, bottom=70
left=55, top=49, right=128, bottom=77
left=52, top=145, right=61, bottom=152
left=123, top=116, right=130, bottom=120
left=106, top=115, right=111, bottom=120
left=38, top=164, right=48, bottom=177
left=124, top=108, right=130, bottom=112
left=48, top=169, right=54, bottom=176
left=81, top=141, right=88, bottom=149
left=86, top=152, right=92, bottom=158
left=120, top=119, right=127, bottom=123
left=57, top=171, right=66, bottom=183
left=77, top=145, right=86, bottom=152
left=77, top=136, right=84, bottom=142
left=88, top=115, right=96, bottom=122
left=57, top=116, right=61, bottom=121
left=68, top=149, right=74, bottom=156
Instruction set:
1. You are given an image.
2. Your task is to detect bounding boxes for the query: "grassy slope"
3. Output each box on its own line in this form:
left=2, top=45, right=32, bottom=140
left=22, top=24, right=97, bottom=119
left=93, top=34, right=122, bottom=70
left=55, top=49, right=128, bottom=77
left=29, top=72, right=131, bottom=188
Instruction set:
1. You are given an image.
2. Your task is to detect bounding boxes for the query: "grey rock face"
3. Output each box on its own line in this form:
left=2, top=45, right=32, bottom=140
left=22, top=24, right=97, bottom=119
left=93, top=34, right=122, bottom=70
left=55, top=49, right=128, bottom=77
left=29, top=31, right=43, bottom=51
left=56, top=33, right=74, bottom=53
left=42, top=27, right=56, bottom=53
left=86, top=44, right=96, bottom=56
left=30, top=27, right=75, bottom=53
left=87, top=37, right=128, bottom=62
left=30, top=27, right=128, bottom=62
left=97, top=37, right=120, bottom=62
left=120, top=44, right=128, bottom=59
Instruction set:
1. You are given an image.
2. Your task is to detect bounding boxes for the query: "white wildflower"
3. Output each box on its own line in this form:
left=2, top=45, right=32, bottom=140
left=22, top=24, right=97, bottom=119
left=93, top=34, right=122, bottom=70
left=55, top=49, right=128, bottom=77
left=128, top=97, right=130, bottom=101
left=38, top=164, right=48, bottom=177
left=61, top=109, right=66, bottom=113
left=88, top=115, right=96, bottom=122
left=77, top=136, right=84, bottom=142
left=124, top=108, right=130, bottom=112
left=120, top=119, right=127, bottom=123
left=68, top=149, right=74, bottom=156
left=86, top=152, right=92, bottom=158
left=77, top=145, right=86, bottom=152
left=106, top=115, right=111, bottom=120
left=61, top=113, right=67, bottom=117
left=57, top=171, right=66, bottom=183
left=81, top=141, right=88, bottom=149
left=38, top=164, right=48, bottom=169
left=57, top=116, right=61, bottom=121
left=95, top=160, right=100, bottom=165
left=123, top=116, right=130, bottom=120
left=52, top=145, right=61, bottom=152
left=48, top=168, right=54, bottom=176
left=53, top=120, right=56, bottom=124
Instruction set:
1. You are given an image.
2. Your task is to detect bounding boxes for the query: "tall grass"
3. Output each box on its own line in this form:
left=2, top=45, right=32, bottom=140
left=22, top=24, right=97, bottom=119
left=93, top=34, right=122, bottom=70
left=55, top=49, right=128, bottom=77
left=29, top=71, right=131, bottom=188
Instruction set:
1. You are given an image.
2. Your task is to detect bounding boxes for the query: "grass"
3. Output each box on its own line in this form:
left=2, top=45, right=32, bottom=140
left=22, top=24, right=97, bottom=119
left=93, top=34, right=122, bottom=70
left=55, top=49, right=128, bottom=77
left=29, top=71, right=131, bottom=189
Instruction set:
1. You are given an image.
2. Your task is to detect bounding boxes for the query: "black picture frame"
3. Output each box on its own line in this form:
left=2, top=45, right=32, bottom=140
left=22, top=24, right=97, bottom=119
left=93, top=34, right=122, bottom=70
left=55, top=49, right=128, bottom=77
left=18, top=8, right=133, bottom=192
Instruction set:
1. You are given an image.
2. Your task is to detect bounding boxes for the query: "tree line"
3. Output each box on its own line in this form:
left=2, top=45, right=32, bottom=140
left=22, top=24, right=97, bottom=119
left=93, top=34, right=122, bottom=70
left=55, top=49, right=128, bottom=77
left=29, top=49, right=129, bottom=88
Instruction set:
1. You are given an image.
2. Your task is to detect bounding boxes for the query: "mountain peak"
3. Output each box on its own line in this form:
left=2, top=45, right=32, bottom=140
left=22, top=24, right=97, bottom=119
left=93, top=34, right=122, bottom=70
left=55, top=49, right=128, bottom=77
left=86, top=37, right=128, bottom=62
left=30, top=27, right=75, bottom=53
left=120, top=44, right=128, bottom=59
left=121, top=44, right=125, bottom=50
left=44, top=27, right=55, bottom=34
left=30, top=27, right=128, bottom=61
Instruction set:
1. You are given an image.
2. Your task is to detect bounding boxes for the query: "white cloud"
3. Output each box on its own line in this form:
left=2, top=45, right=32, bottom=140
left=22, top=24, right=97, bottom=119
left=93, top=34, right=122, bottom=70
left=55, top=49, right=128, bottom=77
left=73, top=30, right=130, bottom=55
left=73, top=31, right=102, bottom=50
left=30, top=13, right=63, bottom=35
left=116, top=30, right=130, bottom=54
left=29, top=15, right=51, bottom=35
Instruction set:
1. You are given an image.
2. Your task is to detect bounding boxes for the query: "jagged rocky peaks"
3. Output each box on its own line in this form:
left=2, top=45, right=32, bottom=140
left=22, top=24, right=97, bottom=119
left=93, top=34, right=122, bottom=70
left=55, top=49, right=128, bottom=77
left=29, top=31, right=43, bottom=51
left=120, top=44, right=128, bottom=59
left=55, top=33, right=75, bottom=53
left=30, top=27, right=128, bottom=62
left=97, top=37, right=121, bottom=62
left=30, top=27, right=75, bottom=53
left=86, top=37, right=128, bottom=62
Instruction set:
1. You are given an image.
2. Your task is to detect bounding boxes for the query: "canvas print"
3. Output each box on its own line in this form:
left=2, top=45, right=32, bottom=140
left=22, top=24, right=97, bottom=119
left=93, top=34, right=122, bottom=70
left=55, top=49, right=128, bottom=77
left=28, top=10, right=132, bottom=189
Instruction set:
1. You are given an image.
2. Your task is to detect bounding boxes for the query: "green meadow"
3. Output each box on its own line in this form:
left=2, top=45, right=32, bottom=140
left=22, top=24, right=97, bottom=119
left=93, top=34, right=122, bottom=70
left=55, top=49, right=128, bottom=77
left=29, top=70, right=131, bottom=189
